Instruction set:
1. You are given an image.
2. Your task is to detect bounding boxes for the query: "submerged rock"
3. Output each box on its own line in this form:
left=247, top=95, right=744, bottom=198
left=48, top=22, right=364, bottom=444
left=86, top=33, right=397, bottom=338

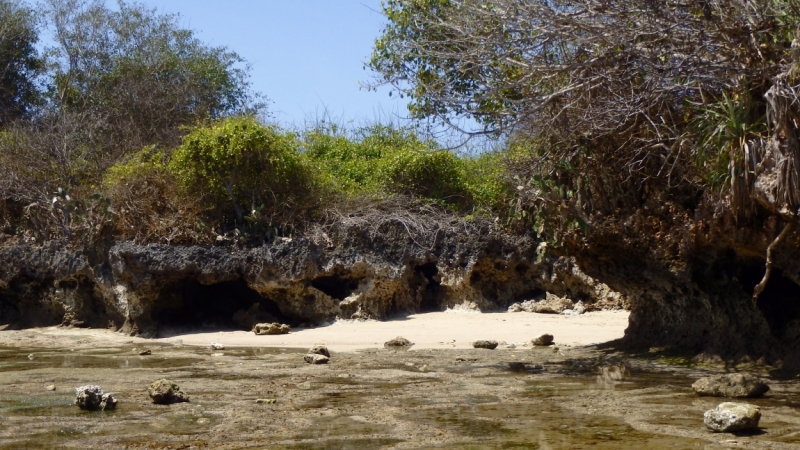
left=304, top=354, right=329, bottom=364
left=147, top=379, right=190, bottom=405
left=704, top=402, right=761, bottom=432
left=473, top=340, right=499, bottom=349
left=692, top=374, right=770, bottom=398
left=307, top=345, right=330, bottom=357
left=304, top=344, right=330, bottom=364
left=532, top=334, right=554, bottom=346
left=384, top=336, right=414, bottom=349
left=253, top=322, right=291, bottom=335
left=74, top=385, right=117, bottom=411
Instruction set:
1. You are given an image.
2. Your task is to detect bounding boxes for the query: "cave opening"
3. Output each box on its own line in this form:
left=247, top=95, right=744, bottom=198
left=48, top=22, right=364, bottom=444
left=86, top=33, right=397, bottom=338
left=740, top=266, right=800, bottom=339
left=415, top=262, right=442, bottom=312
left=0, top=292, right=20, bottom=326
left=513, top=288, right=546, bottom=303
left=151, top=278, right=289, bottom=331
left=310, top=275, right=360, bottom=300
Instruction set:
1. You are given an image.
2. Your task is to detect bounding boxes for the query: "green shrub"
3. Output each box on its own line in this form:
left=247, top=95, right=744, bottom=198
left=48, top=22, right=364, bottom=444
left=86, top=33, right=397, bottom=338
left=462, top=152, right=512, bottom=211
left=103, top=146, right=208, bottom=244
left=383, top=147, right=470, bottom=204
left=168, top=117, right=310, bottom=223
left=302, top=124, right=510, bottom=211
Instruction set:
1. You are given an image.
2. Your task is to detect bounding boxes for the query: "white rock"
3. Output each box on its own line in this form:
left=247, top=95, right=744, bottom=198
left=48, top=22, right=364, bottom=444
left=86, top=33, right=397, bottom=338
left=704, top=402, right=761, bottom=432
left=210, top=343, right=225, bottom=350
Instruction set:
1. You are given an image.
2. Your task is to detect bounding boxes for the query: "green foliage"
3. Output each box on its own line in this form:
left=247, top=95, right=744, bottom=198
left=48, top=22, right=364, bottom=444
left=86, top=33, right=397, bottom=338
left=103, top=145, right=170, bottom=188
left=0, top=0, right=43, bottom=126
left=301, top=124, right=510, bottom=211
left=169, top=117, right=308, bottom=223
left=462, top=152, right=511, bottom=211
left=45, top=0, right=259, bottom=153
left=692, top=91, right=766, bottom=190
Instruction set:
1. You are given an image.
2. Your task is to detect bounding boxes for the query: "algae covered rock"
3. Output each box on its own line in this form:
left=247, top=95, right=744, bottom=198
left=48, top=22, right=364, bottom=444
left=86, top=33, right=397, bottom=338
left=304, top=353, right=330, bottom=364
left=384, top=336, right=414, bottom=349
left=473, top=340, right=499, bottom=349
left=704, top=402, right=761, bottom=432
left=692, top=374, right=770, bottom=398
left=253, top=322, right=291, bottom=335
left=532, top=334, right=554, bottom=346
left=74, top=385, right=117, bottom=411
left=304, top=344, right=330, bottom=364
left=307, top=344, right=330, bottom=357
left=147, top=379, right=190, bottom=405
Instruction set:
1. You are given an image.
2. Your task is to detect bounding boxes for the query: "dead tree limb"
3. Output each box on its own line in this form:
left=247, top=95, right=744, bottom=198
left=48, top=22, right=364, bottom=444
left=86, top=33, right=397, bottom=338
left=753, top=221, right=794, bottom=305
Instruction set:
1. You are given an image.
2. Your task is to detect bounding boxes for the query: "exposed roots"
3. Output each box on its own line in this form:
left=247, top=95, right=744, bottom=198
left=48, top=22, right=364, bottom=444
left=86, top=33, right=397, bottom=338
left=308, top=196, right=490, bottom=251
left=753, top=221, right=794, bottom=305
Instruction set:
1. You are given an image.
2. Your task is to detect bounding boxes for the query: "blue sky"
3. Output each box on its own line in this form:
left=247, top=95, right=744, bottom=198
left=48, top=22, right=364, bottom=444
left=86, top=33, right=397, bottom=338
left=136, top=1, right=407, bottom=127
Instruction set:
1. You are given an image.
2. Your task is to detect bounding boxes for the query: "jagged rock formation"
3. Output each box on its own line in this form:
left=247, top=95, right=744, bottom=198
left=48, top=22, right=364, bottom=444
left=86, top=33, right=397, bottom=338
left=0, top=221, right=623, bottom=337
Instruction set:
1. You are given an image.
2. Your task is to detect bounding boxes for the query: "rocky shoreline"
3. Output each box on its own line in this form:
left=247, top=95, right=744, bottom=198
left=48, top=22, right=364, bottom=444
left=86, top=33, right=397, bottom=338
left=0, top=222, right=624, bottom=338
left=4, top=217, right=800, bottom=365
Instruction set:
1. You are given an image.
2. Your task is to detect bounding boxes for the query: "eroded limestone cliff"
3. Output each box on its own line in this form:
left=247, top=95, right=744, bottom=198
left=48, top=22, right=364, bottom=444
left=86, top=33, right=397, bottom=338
left=0, top=221, right=623, bottom=337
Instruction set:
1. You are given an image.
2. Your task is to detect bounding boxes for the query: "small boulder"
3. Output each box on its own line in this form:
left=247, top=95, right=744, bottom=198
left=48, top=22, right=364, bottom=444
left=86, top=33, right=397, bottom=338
left=508, top=303, right=524, bottom=313
left=253, top=322, right=291, bottom=335
left=45, top=385, right=56, bottom=391
left=532, top=334, right=554, bottom=346
left=530, top=293, right=574, bottom=314
left=74, top=385, right=117, bottom=411
left=138, top=349, right=152, bottom=356
left=307, top=344, right=330, bottom=358
left=147, top=379, right=190, bottom=405
left=384, top=336, right=414, bottom=349
left=473, top=340, right=499, bottom=350
left=304, top=354, right=329, bottom=364
left=704, top=402, right=761, bottom=432
left=210, top=343, right=225, bottom=350
left=692, top=374, right=770, bottom=398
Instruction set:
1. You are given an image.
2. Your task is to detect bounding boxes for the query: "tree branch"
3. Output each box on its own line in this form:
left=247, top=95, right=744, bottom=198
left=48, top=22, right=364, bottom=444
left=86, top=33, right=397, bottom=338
left=752, top=221, right=794, bottom=305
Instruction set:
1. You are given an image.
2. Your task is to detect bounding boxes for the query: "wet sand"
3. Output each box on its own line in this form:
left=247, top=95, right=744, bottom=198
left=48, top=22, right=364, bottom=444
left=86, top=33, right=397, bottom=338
left=2, top=311, right=800, bottom=449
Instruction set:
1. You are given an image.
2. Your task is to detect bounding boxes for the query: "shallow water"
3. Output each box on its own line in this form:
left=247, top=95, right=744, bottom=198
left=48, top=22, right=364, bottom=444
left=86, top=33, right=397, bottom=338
left=0, top=344, right=799, bottom=449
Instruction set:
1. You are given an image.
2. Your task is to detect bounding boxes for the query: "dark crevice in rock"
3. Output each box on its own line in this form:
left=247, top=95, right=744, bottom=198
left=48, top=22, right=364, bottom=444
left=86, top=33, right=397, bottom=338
left=310, top=275, right=360, bottom=301
left=0, top=292, right=20, bottom=326
left=151, top=278, right=289, bottom=333
left=739, top=267, right=800, bottom=341
left=414, top=262, right=442, bottom=312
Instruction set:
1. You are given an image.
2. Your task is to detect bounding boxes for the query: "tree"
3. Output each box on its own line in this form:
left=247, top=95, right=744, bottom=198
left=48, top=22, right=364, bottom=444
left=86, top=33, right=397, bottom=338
left=369, top=0, right=800, bottom=234
left=0, top=0, right=262, bottom=240
left=0, top=0, right=43, bottom=126
left=46, top=0, right=259, bottom=152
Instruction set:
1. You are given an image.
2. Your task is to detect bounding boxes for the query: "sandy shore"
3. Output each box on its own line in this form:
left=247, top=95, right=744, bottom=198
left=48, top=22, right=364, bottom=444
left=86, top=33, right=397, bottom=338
left=0, top=310, right=629, bottom=352
left=158, top=310, right=629, bottom=351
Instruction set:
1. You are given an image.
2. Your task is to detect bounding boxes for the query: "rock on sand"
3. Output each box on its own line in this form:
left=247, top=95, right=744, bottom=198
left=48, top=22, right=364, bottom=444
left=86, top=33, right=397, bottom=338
left=147, top=379, right=190, bottom=404
left=253, top=323, right=291, bottom=335
left=532, top=334, right=554, bottom=346
left=384, top=336, right=414, bottom=349
left=473, top=340, right=499, bottom=349
left=704, top=402, right=761, bottom=432
left=74, top=385, right=117, bottom=411
left=692, top=373, right=770, bottom=398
